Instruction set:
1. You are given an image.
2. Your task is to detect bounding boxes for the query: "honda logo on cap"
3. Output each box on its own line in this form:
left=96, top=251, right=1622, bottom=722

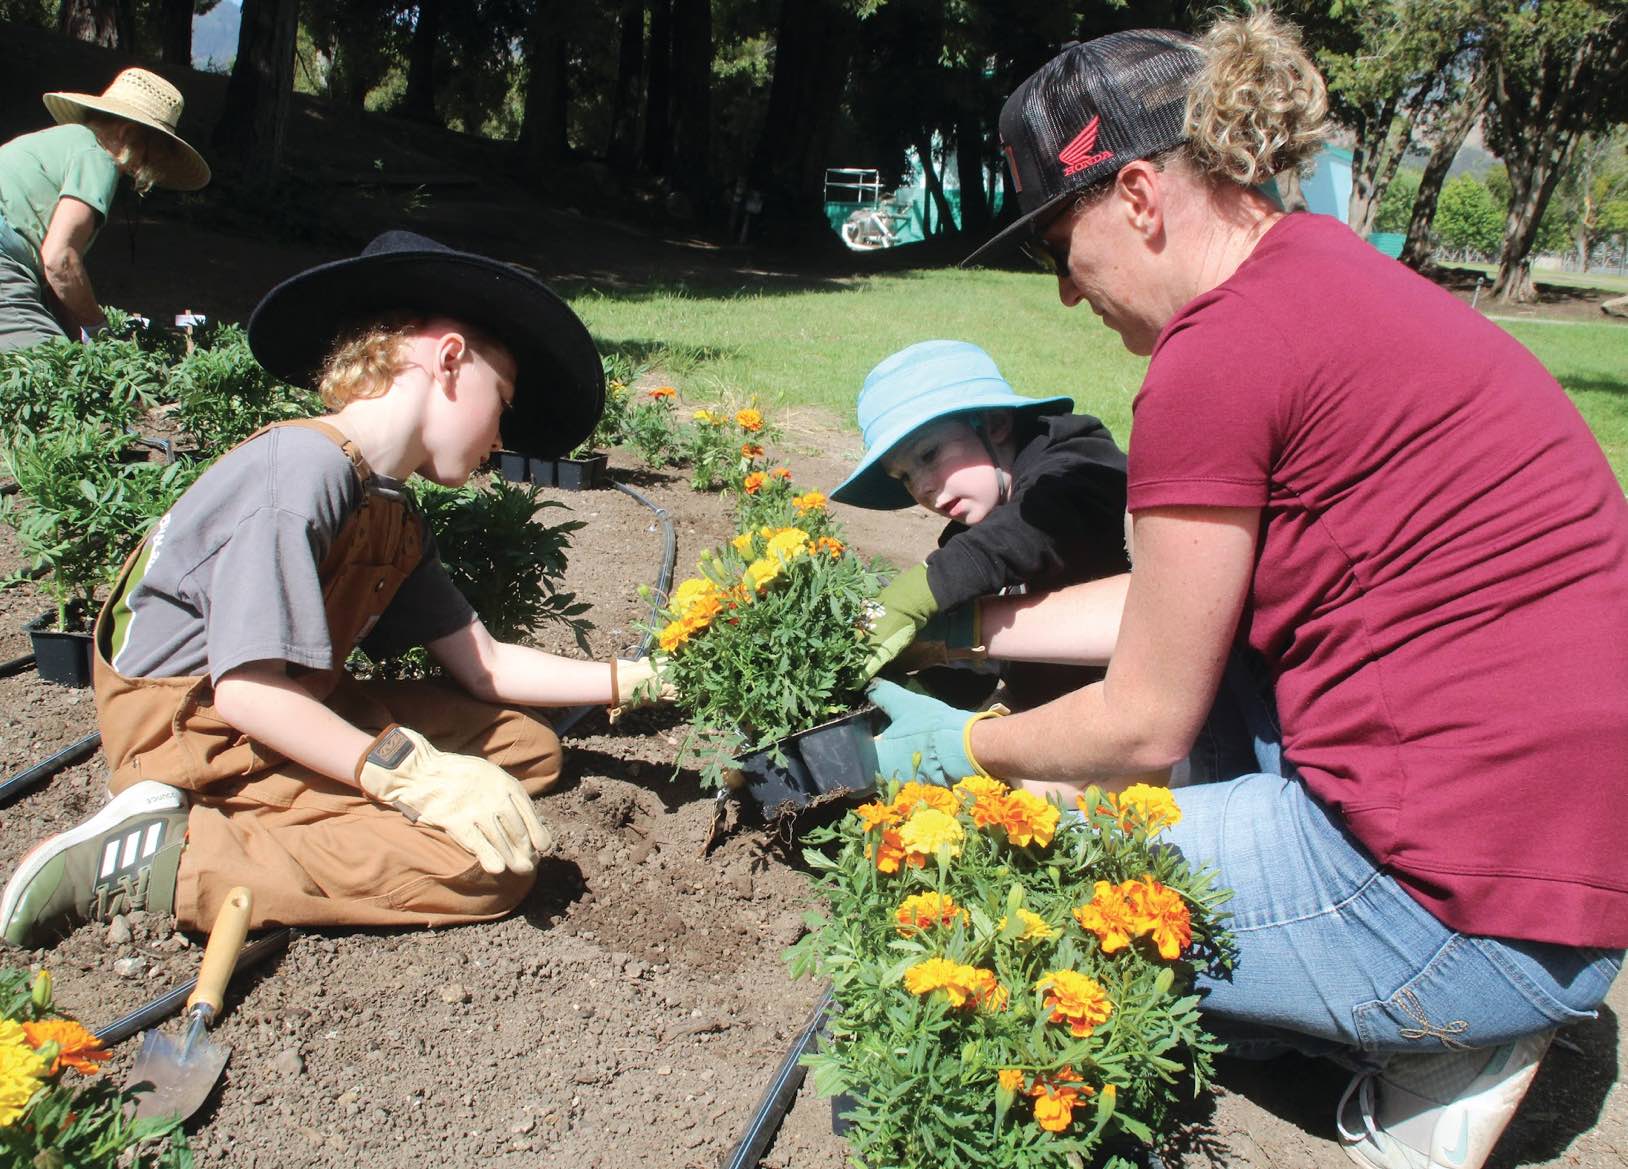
left=1058, top=116, right=1113, bottom=177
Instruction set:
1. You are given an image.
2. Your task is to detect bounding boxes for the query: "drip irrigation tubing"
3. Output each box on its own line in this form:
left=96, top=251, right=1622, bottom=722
left=722, top=985, right=834, bottom=1169
left=0, top=652, right=35, bottom=678
left=551, top=477, right=676, bottom=738
left=0, top=730, right=102, bottom=807
left=94, top=927, right=294, bottom=1047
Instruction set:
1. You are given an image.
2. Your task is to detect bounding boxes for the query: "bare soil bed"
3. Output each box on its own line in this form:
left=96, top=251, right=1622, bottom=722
left=1, top=407, right=1623, bottom=1169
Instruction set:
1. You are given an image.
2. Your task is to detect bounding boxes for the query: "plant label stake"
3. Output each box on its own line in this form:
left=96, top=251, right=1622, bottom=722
left=124, top=885, right=252, bottom=1121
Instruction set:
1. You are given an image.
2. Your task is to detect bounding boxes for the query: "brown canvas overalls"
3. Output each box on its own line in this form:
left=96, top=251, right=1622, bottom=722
left=93, top=420, right=562, bottom=931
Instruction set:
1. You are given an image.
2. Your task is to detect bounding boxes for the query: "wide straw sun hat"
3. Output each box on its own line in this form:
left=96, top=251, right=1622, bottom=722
left=829, top=340, right=1072, bottom=511
left=43, top=68, right=211, bottom=191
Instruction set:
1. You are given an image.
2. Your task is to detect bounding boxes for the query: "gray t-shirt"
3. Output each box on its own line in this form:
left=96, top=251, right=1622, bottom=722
left=108, top=426, right=475, bottom=682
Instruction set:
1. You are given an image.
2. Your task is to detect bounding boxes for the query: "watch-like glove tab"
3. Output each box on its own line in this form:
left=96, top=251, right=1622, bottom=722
left=356, top=724, right=553, bottom=876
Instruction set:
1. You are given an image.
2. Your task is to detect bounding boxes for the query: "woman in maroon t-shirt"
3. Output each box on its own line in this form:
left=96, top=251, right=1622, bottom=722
left=869, top=12, right=1626, bottom=1169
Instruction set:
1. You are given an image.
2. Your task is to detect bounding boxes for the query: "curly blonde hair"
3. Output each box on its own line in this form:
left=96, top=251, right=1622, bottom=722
left=317, top=317, right=419, bottom=409
left=1184, top=9, right=1328, bottom=187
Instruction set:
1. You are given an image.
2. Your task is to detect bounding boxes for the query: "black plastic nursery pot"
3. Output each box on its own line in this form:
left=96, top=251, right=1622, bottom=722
left=554, top=452, right=608, bottom=491
left=525, top=455, right=557, bottom=487
left=730, top=706, right=880, bottom=816
left=493, top=451, right=529, bottom=483
left=26, top=611, right=93, bottom=688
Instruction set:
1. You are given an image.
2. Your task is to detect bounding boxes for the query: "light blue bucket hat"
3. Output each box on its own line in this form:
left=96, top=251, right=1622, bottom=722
left=829, top=340, right=1073, bottom=510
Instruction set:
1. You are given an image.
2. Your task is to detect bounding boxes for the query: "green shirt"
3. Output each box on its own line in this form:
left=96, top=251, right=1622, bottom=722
left=0, top=123, right=119, bottom=270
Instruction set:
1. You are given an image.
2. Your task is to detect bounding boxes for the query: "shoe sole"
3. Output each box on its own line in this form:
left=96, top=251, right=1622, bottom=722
left=0, top=781, right=185, bottom=943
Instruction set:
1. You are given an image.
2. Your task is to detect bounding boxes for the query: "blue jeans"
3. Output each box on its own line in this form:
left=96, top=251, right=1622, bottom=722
left=1163, top=654, right=1622, bottom=1059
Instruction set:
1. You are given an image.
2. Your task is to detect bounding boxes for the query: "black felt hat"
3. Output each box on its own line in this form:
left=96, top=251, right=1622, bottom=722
left=248, top=231, right=604, bottom=458
left=964, top=30, right=1203, bottom=267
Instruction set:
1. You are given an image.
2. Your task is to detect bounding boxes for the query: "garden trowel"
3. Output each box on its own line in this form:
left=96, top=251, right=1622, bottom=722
left=124, top=885, right=253, bottom=1121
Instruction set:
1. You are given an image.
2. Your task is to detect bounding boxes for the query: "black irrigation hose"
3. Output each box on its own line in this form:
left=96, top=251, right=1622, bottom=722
left=0, top=731, right=102, bottom=807
left=0, top=652, right=35, bottom=679
left=722, top=986, right=834, bottom=1169
left=551, top=476, right=677, bottom=738
left=94, top=927, right=295, bottom=1047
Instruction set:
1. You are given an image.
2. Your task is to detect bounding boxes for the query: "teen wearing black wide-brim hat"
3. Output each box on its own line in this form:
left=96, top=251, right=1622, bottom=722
left=0, top=230, right=667, bottom=951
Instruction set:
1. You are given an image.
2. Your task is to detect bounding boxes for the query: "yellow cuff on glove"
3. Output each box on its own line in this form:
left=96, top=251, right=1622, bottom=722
left=356, top=725, right=553, bottom=876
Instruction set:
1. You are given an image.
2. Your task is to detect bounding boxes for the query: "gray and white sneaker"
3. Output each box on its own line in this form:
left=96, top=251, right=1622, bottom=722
left=1338, top=1030, right=1555, bottom=1169
left=0, top=781, right=188, bottom=948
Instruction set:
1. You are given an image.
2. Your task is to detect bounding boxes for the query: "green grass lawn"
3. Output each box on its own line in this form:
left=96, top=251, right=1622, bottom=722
left=570, top=267, right=1628, bottom=485
left=1442, top=261, right=1628, bottom=296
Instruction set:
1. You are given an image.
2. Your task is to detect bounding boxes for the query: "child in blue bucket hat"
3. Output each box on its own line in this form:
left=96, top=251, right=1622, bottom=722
left=830, top=339, right=1129, bottom=710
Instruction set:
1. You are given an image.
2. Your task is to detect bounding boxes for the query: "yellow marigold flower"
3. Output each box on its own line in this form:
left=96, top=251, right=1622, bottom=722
left=765, top=528, right=812, bottom=563
left=731, top=531, right=755, bottom=554
left=670, top=577, right=716, bottom=615
left=895, top=892, right=967, bottom=936
left=1115, top=783, right=1182, bottom=834
left=1034, top=970, right=1114, bottom=1038
left=770, top=466, right=792, bottom=480
left=1127, top=877, right=1193, bottom=959
left=735, top=408, right=764, bottom=432
left=0, top=1021, right=47, bottom=1127
left=21, top=1019, right=107, bottom=1076
left=1001, top=789, right=1060, bottom=848
left=693, top=408, right=719, bottom=423
left=792, top=490, right=826, bottom=512
left=998, top=1068, right=1026, bottom=1094
left=1073, top=880, right=1140, bottom=954
left=744, top=556, right=783, bottom=593
left=854, top=801, right=899, bottom=831
left=1028, top=1068, right=1091, bottom=1133
left=740, top=442, right=764, bottom=460
left=815, top=535, right=844, bottom=558
left=647, top=385, right=677, bottom=400
left=998, top=908, right=1058, bottom=943
left=898, top=807, right=964, bottom=861
left=743, top=470, right=767, bottom=495
left=892, top=781, right=958, bottom=817
left=903, top=959, right=998, bottom=1009
left=658, top=618, right=694, bottom=653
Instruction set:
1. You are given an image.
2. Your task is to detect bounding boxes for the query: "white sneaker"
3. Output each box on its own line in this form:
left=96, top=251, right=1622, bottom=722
left=1337, top=1031, right=1554, bottom=1169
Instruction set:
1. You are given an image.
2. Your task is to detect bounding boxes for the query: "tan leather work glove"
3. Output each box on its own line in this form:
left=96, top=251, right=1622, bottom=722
left=355, top=725, right=553, bottom=876
left=608, top=656, right=677, bottom=724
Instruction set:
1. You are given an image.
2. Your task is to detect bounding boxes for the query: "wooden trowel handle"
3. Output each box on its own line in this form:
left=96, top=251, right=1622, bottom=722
left=186, top=886, right=253, bottom=1020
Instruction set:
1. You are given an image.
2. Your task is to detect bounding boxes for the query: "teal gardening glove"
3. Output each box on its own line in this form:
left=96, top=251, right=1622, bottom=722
left=869, top=678, right=1001, bottom=786
left=864, top=563, right=940, bottom=678
left=892, top=600, right=983, bottom=673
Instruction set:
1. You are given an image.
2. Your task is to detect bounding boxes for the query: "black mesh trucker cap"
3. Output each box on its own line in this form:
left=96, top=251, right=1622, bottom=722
left=963, top=29, right=1203, bottom=267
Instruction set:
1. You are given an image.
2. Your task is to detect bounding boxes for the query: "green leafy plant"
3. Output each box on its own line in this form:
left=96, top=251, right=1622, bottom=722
left=361, top=479, right=593, bottom=677
left=620, top=385, right=685, bottom=467
left=0, top=967, right=191, bottom=1168
left=2, top=422, right=200, bottom=630
left=647, top=487, right=881, bottom=784
left=678, top=403, right=776, bottom=492
left=168, top=325, right=319, bottom=454
left=0, top=334, right=165, bottom=436
left=787, top=780, right=1235, bottom=1169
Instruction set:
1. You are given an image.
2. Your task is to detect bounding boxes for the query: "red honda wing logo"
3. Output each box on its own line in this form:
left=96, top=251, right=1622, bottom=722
left=1058, top=116, right=1113, bottom=176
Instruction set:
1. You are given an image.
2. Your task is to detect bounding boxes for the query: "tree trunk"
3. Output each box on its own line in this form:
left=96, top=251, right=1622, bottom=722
left=401, top=0, right=444, bottom=125
left=1348, top=85, right=1430, bottom=239
left=329, top=6, right=389, bottom=107
left=669, top=0, right=712, bottom=215
left=642, top=0, right=672, bottom=175
left=747, top=0, right=862, bottom=243
left=607, top=0, right=644, bottom=170
left=954, top=110, right=990, bottom=234
left=58, top=0, right=129, bottom=48
left=1492, top=147, right=1576, bottom=303
left=914, top=133, right=953, bottom=237
left=1400, top=78, right=1487, bottom=271
left=158, top=0, right=192, bottom=67
left=213, top=0, right=297, bottom=189
left=518, top=0, right=568, bottom=172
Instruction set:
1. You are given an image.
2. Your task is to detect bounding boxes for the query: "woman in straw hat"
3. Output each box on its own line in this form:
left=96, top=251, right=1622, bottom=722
left=868, top=10, right=1625, bottom=1169
left=0, top=67, right=209, bottom=350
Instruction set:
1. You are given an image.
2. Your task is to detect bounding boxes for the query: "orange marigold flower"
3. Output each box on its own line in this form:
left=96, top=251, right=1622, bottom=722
left=998, top=1068, right=1026, bottom=1094
left=658, top=618, right=693, bottom=654
left=1127, top=876, right=1192, bottom=959
left=735, top=408, right=764, bottom=432
left=770, top=466, right=792, bottom=480
left=792, top=490, right=826, bottom=512
left=871, top=828, right=909, bottom=873
left=21, top=1020, right=107, bottom=1076
left=954, top=775, right=1009, bottom=828
left=740, top=442, right=764, bottom=460
left=904, top=959, right=1000, bottom=1009
left=743, top=471, right=767, bottom=495
left=968, top=967, right=1009, bottom=1011
left=1035, top=970, right=1113, bottom=1038
left=1073, top=880, right=1140, bottom=954
left=647, top=385, right=677, bottom=400
left=815, top=535, right=844, bottom=558
left=892, top=781, right=958, bottom=817
left=854, top=801, right=899, bottom=832
left=1000, top=789, right=1060, bottom=848
left=1028, top=1068, right=1092, bottom=1133
left=894, top=892, right=967, bottom=936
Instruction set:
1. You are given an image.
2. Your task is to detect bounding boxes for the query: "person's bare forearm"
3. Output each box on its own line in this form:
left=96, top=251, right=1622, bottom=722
left=213, top=667, right=375, bottom=785
left=443, top=638, right=619, bottom=706
left=979, top=574, right=1129, bottom=665
left=40, top=246, right=104, bottom=333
